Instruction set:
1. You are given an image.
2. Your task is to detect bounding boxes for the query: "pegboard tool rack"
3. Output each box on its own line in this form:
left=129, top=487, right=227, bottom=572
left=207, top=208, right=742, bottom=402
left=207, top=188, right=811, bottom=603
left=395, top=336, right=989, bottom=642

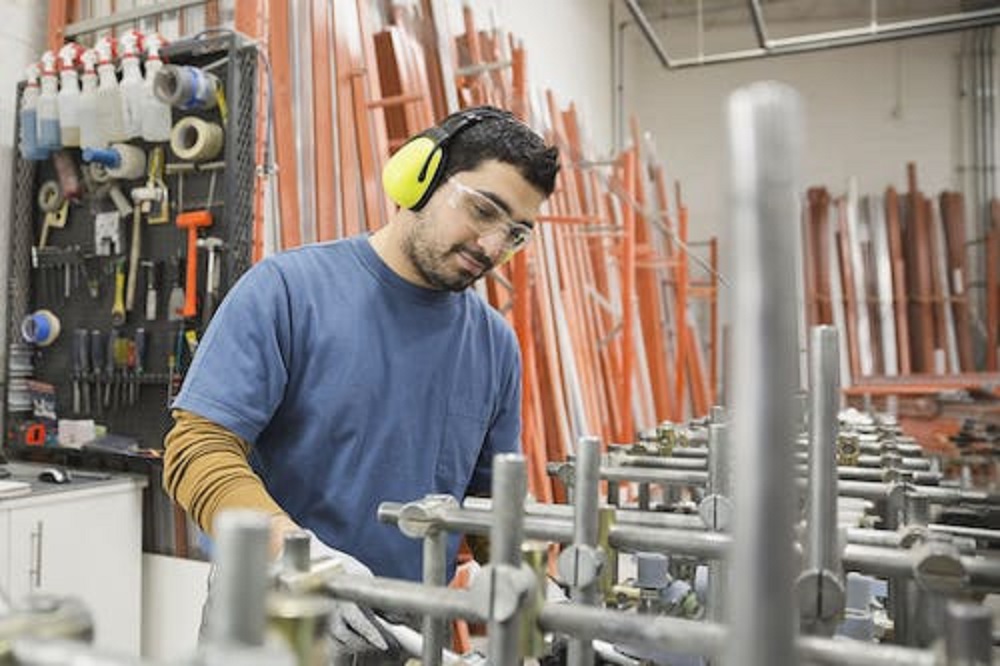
left=2, top=32, right=257, bottom=557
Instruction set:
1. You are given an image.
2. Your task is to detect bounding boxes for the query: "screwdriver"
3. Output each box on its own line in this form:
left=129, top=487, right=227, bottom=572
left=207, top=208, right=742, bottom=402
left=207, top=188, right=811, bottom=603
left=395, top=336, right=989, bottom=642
left=114, top=332, right=129, bottom=408
left=104, top=329, right=117, bottom=409
left=111, top=258, right=126, bottom=327
left=72, top=329, right=87, bottom=414
left=134, top=327, right=147, bottom=404
left=79, top=329, right=91, bottom=414
left=90, top=329, right=105, bottom=416
left=144, top=261, right=160, bottom=321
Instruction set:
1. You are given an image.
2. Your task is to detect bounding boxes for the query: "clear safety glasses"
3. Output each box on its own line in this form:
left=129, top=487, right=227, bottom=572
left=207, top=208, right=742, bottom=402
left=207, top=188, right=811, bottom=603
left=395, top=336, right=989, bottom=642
left=446, top=178, right=534, bottom=252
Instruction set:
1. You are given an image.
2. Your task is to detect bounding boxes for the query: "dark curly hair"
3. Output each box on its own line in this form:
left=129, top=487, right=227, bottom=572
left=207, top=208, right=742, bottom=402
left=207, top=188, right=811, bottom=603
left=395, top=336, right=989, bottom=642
left=437, top=106, right=560, bottom=197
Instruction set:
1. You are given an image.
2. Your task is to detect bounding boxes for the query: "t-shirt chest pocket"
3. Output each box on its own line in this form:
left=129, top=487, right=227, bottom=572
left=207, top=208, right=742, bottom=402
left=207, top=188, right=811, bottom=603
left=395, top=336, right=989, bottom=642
left=435, top=386, right=492, bottom=492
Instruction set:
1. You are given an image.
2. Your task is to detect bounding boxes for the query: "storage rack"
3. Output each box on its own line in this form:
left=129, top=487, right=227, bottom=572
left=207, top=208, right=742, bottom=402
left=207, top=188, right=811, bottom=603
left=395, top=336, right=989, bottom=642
left=2, top=32, right=257, bottom=557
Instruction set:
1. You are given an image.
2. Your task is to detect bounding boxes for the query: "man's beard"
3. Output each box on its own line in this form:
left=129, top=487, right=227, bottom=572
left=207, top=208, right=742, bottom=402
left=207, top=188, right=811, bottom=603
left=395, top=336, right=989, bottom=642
left=403, top=222, right=493, bottom=292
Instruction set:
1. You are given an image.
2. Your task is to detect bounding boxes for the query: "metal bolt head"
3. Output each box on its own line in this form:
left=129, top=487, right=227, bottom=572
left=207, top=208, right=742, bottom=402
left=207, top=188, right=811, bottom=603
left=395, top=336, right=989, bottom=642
left=556, top=544, right=605, bottom=589
left=795, top=568, right=846, bottom=623
left=912, top=541, right=969, bottom=594
left=698, top=495, right=733, bottom=532
left=397, top=494, right=458, bottom=538
left=469, top=563, right=536, bottom=622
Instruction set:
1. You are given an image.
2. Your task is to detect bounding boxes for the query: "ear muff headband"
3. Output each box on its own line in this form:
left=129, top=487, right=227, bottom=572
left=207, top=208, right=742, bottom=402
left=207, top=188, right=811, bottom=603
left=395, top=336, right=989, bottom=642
left=382, top=109, right=507, bottom=211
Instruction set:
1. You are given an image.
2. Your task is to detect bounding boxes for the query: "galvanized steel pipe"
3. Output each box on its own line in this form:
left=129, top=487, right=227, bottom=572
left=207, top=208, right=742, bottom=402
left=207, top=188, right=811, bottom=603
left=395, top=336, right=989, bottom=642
left=568, top=436, right=601, bottom=666
left=489, top=454, right=527, bottom=666
left=724, top=81, right=803, bottom=666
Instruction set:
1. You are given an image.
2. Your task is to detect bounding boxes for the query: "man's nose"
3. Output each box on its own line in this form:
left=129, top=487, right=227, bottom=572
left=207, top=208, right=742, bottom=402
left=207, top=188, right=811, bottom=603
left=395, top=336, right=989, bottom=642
left=475, top=228, right=509, bottom=261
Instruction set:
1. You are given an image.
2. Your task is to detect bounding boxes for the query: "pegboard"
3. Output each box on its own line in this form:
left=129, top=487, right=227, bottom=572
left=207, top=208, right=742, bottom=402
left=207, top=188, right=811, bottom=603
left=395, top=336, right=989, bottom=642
left=3, top=32, right=258, bottom=556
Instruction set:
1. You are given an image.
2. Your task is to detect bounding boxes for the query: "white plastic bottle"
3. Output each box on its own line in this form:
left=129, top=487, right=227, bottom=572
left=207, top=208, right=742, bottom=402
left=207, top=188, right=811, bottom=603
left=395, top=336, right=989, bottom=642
left=57, top=43, right=83, bottom=147
left=78, top=48, right=104, bottom=152
left=36, top=50, right=61, bottom=151
left=18, top=64, right=47, bottom=160
left=118, top=30, right=144, bottom=139
left=95, top=36, right=125, bottom=143
left=140, top=33, right=172, bottom=142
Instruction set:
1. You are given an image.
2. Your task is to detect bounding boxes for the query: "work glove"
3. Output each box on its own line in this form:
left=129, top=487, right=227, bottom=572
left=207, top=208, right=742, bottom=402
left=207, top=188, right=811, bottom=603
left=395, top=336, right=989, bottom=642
left=296, top=532, right=390, bottom=655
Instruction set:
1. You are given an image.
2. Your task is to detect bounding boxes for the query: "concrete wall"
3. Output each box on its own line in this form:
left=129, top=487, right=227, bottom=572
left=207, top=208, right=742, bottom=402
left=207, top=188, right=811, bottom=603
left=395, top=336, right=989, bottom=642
left=622, top=24, right=982, bottom=246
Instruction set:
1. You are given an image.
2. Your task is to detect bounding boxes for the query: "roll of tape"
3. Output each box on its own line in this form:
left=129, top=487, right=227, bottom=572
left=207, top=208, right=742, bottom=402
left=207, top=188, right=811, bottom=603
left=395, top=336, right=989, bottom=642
left=21, top=309, right=61, bottom=347
left=170, top=116, right=224, bottom=162
left=37, top=181, right=63, bottom=212
left=154, top=65, right=220, bottom=110
left=107, top=143, right=147, bottom=180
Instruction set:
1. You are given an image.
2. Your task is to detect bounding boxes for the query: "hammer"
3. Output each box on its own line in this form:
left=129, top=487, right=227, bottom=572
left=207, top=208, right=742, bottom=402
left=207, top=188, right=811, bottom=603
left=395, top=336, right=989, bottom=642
left=196, top=236, right=225, bottom=326
left=175, top=210, right=213, bottom=319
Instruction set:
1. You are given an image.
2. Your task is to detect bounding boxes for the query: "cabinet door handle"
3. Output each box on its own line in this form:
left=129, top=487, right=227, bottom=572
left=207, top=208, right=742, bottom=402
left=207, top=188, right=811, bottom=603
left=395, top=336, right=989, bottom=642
left=29, top=521, right=43, bottom=588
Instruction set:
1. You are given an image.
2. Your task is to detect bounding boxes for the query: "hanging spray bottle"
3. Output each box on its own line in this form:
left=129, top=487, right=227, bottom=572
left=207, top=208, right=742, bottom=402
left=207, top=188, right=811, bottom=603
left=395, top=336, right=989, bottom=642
left=78, top=48, right=104, bottom=152
left=95, top=36, right=125, bottom=143
left=18, top=64, right=48, bottom=160
left=140, top=33, right=172, bottom=142
left=36, top=50, right=61, bottom=151
left=118, top=30, right=144, bottom=140
left=57, top=42, right=84, bottom=148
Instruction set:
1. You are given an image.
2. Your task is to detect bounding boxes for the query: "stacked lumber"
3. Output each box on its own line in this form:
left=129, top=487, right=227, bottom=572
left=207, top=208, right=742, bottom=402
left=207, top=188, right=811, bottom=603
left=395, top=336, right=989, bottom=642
left=238, top=2, right=718, bottom=501
left=802, top=162, right=995, bottom=390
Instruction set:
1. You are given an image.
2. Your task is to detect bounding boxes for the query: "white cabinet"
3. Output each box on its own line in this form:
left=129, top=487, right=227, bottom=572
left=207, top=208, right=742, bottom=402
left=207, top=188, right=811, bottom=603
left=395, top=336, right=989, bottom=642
left=0, top=468, right=145, bottom=655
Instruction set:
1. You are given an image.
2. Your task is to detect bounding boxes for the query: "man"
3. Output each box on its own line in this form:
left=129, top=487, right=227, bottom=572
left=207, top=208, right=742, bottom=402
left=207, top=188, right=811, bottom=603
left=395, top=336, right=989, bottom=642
left=162, top=105, right=559, bottom=657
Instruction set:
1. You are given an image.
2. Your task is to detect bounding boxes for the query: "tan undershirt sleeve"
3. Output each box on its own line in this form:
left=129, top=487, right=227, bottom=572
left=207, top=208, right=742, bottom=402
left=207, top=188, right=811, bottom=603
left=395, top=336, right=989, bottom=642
left=162, top=408, right=286, bottom=536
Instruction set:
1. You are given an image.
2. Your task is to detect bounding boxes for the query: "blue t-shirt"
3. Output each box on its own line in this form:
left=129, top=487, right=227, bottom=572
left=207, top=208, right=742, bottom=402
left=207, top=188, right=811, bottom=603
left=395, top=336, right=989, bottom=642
left=173, top=236, right=522, bottom=581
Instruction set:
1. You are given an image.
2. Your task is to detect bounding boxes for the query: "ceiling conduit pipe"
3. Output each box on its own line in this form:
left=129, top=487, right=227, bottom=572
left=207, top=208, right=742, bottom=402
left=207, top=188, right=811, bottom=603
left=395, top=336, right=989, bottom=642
left=620, top=1, right=1000, bottom=69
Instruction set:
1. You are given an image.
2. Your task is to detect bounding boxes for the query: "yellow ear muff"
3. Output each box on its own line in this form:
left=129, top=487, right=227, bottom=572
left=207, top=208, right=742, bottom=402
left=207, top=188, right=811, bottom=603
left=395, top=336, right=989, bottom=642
left=382, top=136, right=445, bottom=210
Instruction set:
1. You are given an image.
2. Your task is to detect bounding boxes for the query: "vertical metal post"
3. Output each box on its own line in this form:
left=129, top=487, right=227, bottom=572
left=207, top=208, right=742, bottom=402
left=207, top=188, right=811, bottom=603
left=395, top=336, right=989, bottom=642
left=209, top=509, right=271, bottom=645
left=574, top=436, right=601, bottom=587
left=568, top=435, right=601, bottom=666
left=805, top=326, right=841, bottom=575
left=944, top=601, right=992, bottom=665
left=707, top=422, right=730, bottom=625
left=422, top=530, right=448, bottom=666
left=798, top=325, right=845, bottom=635
left=885, top=484, right=911, bottom=644
left=724, top=82, right=803, bottom=666
left=488, top=454, right=527, bottom=666
left=708, top=423, right=731, bottom=498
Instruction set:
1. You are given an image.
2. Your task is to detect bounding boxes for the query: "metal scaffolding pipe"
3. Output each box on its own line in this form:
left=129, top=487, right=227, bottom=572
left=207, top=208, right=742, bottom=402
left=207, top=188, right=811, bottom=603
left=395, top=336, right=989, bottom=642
left=795, top=635, right=935, bottom=666
left=422, top=530, right=448, bottom=666
left=539, top=603, right=726, bottom=660
left=725, top=81, right=802, bottom=666
left=842, top=545, right=1000, bottom=589
left=610, top=525, right=729, bottom=560
left=379, top=503, right=574, bottom=543
left=806, top=325, right=840, bottom=577
left=568, top=437, right=601, bottom=666
left=575, top=437, right=602, bottom=550
left=489, top=454, right=528, bottom=666
left=324, top=575, right=484, bottom=623
left=608, top=527, right=1000, bottom=588
left=706, top=422, right=730, bottom=622
left=616, top=455, right=708, bottom=470
left=706, top=423, right=730, bottom=496
left=855, top=455, right=931, bottom=471
left=208, top=510, right=271, bottom=646
left=831, top=481, right=1000, bottom=505
left=601, top=466, right=708, bottom=486
left=944, top=601, right=993, bottom=664
left=538, top=603, right=936, bottom=666
left=462, top=498, right=708, bottom=531
left=799, top=326, right=844, bottom=635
